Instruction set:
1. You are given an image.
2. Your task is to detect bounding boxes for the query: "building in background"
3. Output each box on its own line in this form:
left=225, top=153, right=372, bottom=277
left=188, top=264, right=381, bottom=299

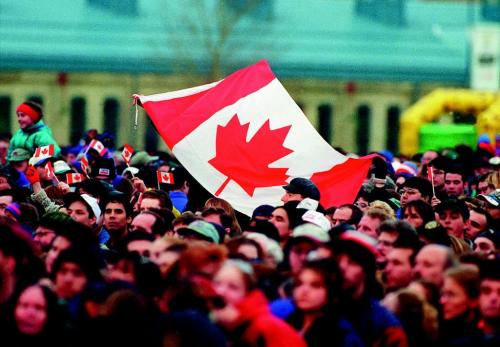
left=0, top=0, right=498, bottom=155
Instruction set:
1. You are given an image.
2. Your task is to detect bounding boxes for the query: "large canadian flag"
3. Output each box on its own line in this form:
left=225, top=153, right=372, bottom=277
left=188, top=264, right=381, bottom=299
left=136, top=61, right=372, bottom=216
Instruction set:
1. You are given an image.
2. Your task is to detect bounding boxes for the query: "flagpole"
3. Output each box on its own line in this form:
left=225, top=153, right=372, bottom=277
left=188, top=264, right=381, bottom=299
left=126, top=162, right=135, bottom=178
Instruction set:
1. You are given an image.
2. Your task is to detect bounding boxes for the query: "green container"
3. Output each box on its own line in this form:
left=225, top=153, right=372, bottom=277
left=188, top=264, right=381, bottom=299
left=419, top=124, right=477, bottom=152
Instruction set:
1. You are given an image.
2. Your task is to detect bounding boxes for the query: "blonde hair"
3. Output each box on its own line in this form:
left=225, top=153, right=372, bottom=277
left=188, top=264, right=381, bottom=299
left=369, top=200, right=396, bottom=219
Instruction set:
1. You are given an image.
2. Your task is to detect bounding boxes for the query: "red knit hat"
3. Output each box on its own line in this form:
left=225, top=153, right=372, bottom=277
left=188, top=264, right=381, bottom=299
left=17, top=102, right=42, bottom=122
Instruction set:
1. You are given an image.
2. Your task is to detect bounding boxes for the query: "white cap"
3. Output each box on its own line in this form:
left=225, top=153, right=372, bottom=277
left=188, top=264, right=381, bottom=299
left=301, top=210, right=331, bottom=231
left=53, top=160, right=71, bottom=174
left=80, top=194, right=101, bottom=221
left=297, top=198, right=319, bottom=211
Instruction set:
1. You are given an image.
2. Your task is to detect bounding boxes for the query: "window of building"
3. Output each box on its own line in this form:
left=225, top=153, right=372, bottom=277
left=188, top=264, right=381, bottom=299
left=318, top=104, right=333, bottom=143
left=145, top=117, right=159, bottom=152
left=103, top=98, right=119, bottom=137
left=87, top=0, right=138, bottom=15
left=356, top=104, right=371, bottom=155
left=386, top=105, right=400, bottom=153
left=70, top=97, right=86, bottom=145
left=355, top=0, right=406, bottom=26
left=27, top=95, right=43, bottom=106
left=0, top=96, right=11, bottom=132
left=482, top=0, right=500, bottom=22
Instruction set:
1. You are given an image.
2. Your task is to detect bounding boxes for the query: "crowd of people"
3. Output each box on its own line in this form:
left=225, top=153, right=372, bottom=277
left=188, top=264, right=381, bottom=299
left=0, top=100, right=499, bottom=347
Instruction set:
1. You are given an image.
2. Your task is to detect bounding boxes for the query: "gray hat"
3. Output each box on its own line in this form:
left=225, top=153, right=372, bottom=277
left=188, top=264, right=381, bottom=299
left=130, top=151, right=159, bottom=167
left=8, top=148, right=31, bottom=162
left=179, top=220, right=220, bottom=243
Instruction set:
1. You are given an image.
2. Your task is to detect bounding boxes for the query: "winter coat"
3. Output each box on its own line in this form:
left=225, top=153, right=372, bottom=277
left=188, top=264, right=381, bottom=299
left=8, top=120, right=60, bottom=161
left=229, top=290, right=307, bottom=347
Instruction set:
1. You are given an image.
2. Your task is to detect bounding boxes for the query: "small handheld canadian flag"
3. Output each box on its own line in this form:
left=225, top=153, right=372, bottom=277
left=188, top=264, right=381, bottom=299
left=121, top=144, right=134, bottom=164
left=157, top=171, right=174, bottom=186
left=88, top=139, right=106, bottom=156
left=66, top=173, right=85, bottom=185
left=80, top=156, right=90, bottom=177
left=34, top=144, right=55, bottom=159
left=45, top=162, right=57, bottom=182
left=427, top=166, right=436, bottom=197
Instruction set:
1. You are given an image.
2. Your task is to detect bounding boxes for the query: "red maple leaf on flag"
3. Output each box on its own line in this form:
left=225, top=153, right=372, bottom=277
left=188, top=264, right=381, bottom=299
left=209, top=114, right=293, bottom=197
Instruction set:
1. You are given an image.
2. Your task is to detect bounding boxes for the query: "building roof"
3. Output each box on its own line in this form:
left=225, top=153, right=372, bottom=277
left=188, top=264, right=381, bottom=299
left=0, top=0, right=490, bottom=82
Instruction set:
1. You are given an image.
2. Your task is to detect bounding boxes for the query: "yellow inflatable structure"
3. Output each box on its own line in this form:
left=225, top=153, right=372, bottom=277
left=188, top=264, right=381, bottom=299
left=399, top=89, right=500, bottom=156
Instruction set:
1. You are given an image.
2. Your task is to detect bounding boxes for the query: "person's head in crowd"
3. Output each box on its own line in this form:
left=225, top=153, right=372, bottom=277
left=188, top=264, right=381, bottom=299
left=400, top=176, right=432, bottom=208
left=213, top=259, right=258, bottom=307
left=331, top=203, right=363, bottom=228
left=34, top=212, right=72, bottom=253
left=467, top=206, right=492, bottom=240
left=403, top=199, right=435, bottom=230
left=64, top=192, right=101, bottom=228
left=171, top=211, right=201, bottom=232
left=4, top=202, right=39, bottom=231
left=357, top=207, right=393, bottom=239
left=244, top=219, right=280, bottom=243
left=130, top=210, right=167, bottom=238
left=44, top=220, right=97, bottom=274
left=421, top=150, right=439, bottom=166
left=0, top=189, right=15, bottom=217
left=333, top=231, right=381, bottom=300
left=140, top=189, right=173, bottom=212
left=0, top=134, right=9, bottom=165
left=90, top=157, right=116, bottom=182
left=30, top=156, right=56, bottom=184
left=226, top=236, right=265, bottom=263
left=251, top=204, right=274, bottom=222
left=428, top=156, right=450, bottom=190
left=473, top=229, right=500, bottom=259
left=394, top=161, right=418, bottom=188
left=16, top=101, right=43, bottom=130
left=53, top=160, right=72, bottom=183
left=383, top=246, right=419, bottom=293
left=477, top=171, right=499, bottom=196
left=118, top=230, right=156, bottom=258
left=269, top=201, right=307, bottom=243
left=444, top=165, right=466, bottom=197
left=243, top=232, right=284, bottom=267
left=167, top=165, right=190, bottom=193
left=12, top=284, right=64, bottom=340
left=377, top=220, right=418, bottom=263
left=204, top=197, right=242, bottom=236
left=478, top=258, right=500, bottom=332
left=130, top=151, right=159, bottom=168
left=51, top=247, right=103, bottom=300
left=176, top=220, right=220, bottom=244
left=355, top=190, right=371, bottom=212
left=76, top=178, right=107, bottom=202
left=149, top=238, right=187, bottom=277
left=8, top=148, right=31, bottom=173
left=477, top=189, right=500, bottom=221
left=284, top=223, right=330, bottom=275
left=292, top=258, right=342, bottom=321
left=0, top=218, right=45, bottom=304
left=175, top=241, right=228, bottom=280
left=413, top=244, right=458, bottom=286
left=107, top=254, right=162, bottom=299
left=440, top=265, right=480, bottom=322
left=201, top=207, right=232, bottom=237
left=281, top=177, right=320, bottom=203
left=436, top=199, right=470, bottom=239
left=102, top=192, right=133, bottom=244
